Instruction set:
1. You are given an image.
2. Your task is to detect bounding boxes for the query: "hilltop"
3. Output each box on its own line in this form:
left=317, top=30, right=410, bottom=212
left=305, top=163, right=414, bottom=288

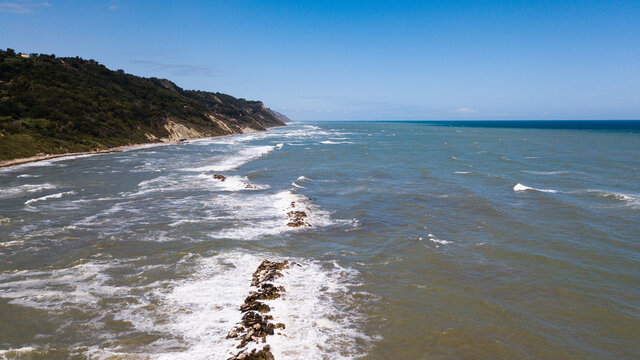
left=0, top=49, right=286, bottom=162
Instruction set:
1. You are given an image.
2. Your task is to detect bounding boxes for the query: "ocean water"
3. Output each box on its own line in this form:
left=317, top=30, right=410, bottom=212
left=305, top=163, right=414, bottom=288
left=0, top=121, right=638, bottom=359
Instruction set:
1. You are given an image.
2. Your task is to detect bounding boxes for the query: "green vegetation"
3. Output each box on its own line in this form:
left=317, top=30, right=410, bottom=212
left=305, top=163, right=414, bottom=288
left=0, top=49, right=285, bottom=161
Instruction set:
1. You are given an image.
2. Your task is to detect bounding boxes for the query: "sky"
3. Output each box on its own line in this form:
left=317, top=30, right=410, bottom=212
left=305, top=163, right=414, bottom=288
left=1, top=0, right=639, bottom=121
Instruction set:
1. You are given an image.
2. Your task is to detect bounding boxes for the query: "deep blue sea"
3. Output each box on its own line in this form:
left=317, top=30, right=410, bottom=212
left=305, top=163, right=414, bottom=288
left=0, top=121, right=638, bottom=359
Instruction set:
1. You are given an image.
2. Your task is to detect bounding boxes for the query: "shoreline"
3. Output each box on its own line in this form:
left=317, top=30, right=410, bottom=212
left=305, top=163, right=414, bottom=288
left=0, top=126, right=285, bottom=169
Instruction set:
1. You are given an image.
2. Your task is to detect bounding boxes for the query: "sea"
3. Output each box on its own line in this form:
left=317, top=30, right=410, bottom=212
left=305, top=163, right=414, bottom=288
left=0, top=121, right=638, bottom=359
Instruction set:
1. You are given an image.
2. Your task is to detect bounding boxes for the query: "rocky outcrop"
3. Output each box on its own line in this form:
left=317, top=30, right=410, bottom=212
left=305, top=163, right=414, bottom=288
left=227, top=260, right=292, bottom=360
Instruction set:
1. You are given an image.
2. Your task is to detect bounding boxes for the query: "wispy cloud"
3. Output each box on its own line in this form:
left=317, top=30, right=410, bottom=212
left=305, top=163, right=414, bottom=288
left=130, top=60, right=216, bottom=77
left=109, top=5, right=119, bottom=11
left=455, top=107, right=476, bottom=114
left=0, top=1, right=50, bottom=13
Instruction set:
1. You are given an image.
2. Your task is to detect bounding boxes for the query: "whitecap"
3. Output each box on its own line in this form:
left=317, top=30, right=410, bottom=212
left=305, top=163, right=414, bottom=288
left=513, top=183, right=558, bottom=193
left=579, top=189, right=640, bottom=208
left=427, top=234, right=452, bottom=245
left=320, top=140, right=354, bottom=145
left=24, top=191, right=76, bottom=205
left=521, top=170, right=572, bottom=175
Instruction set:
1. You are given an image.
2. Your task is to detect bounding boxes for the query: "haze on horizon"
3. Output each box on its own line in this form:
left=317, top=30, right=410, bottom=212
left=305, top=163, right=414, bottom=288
left=1, top=0, right=639, bottom=121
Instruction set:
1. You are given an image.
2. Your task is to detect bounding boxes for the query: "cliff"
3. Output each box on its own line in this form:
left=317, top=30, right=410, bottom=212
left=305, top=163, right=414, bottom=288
left=0, top=49, right=287, bottom=162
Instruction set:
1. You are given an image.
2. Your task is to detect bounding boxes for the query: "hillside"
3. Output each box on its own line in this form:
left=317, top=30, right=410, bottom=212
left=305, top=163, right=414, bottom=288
left=0, top=49, right=286, bottom=162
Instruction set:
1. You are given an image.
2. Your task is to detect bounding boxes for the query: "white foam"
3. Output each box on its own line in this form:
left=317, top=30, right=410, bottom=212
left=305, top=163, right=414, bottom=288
left=182, top=145, right=277, bottom=172
left=513, top=183, right=558, bottom=193
left=454, top=171, right=470, bottom=174
left=291, top=182, right=305, bottom=188
left=0, top=240, right=24, bottom=248
left=320, top=140, right=354, bottom=144
left=0, top=183, right=57, bottom=199
left=130, top=173, right=264, bottom=198
left=16, top=174, right=41, bottom=178
left=521, top=170, right=572, bottom=175
left=24, top=190, right=76, bottom=205
left=427, top=234, right=452, bottom=245
left=0, top=261, right=122, bottom=311
left=212, top=190, right=336, bottom=240
left=581, top=189, right=640, bottom=208
left=0, top=347, right=38, bottom=356
left=0, top=252, right=374, bottom=359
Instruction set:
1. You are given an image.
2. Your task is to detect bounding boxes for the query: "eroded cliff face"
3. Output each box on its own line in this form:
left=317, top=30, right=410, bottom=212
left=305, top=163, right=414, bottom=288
left=0, top=49, right=287, bottom=161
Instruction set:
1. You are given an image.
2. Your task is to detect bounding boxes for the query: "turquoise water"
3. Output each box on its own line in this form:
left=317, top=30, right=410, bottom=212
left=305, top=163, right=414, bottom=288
left=0, top=121, right=638, bottom=359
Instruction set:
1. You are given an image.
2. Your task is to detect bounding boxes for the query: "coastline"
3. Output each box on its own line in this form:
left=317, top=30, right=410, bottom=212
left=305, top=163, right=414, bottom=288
left=0, top=126, right=285, bottom=169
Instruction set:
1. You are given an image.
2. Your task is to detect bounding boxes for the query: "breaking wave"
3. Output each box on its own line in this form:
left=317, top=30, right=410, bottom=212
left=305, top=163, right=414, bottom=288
left=513, top=183, right=558, bottom=193
left=24, top=191, right=76, bottom=205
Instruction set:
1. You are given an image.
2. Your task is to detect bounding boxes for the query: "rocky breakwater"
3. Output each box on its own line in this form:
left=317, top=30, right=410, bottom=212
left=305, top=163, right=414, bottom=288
left=227, top=260, right=292, bottom=360
left=286, top=201, right=311, bottom=228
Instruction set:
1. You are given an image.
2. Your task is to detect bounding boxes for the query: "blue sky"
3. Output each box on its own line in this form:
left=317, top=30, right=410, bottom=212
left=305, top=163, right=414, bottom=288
left=1, top=0, right=639, bottom=120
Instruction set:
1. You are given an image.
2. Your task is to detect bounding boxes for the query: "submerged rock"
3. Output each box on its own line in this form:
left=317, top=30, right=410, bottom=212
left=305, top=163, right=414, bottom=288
left=213, top=174, right=226, bottom=181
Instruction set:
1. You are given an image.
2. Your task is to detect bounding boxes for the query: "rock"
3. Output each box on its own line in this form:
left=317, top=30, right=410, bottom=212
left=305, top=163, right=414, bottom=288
left=287, top=210, right=307, bottom=218
left=245, top=184, right=257, bottom=189
left=286, top=210, right=310, bottom=227
left=229, top=346, right=274, bottom=360
left=240, top=301, right=270, bottom=313
left=227, top=260, right=292, bottom=356
left=226, top=327, right=243, bottom=338
left=251, top=260, right=290, bottom=286
left=212, top=174, right=226, bottom=181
